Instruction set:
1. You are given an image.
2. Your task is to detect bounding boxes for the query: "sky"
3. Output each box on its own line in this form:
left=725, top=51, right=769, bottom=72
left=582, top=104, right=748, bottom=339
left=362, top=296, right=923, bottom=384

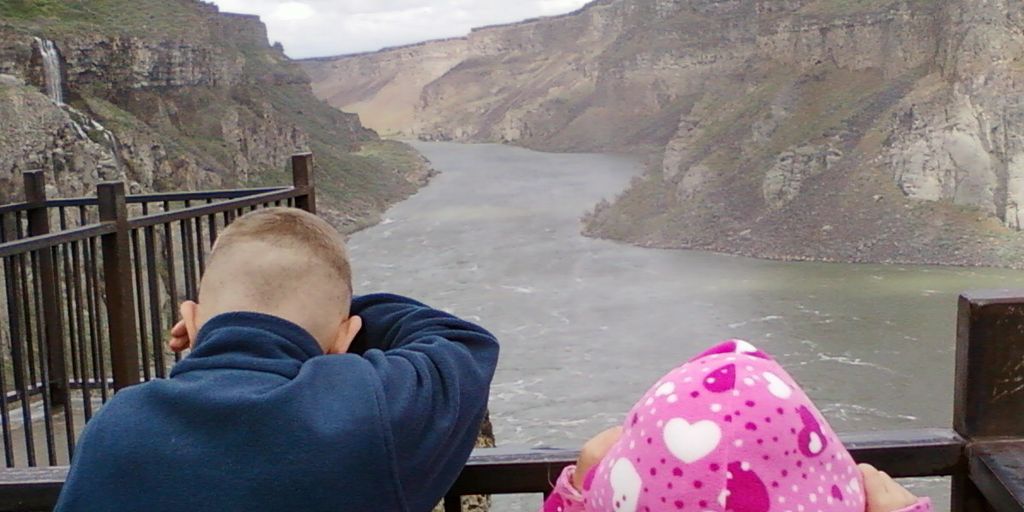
left=210, top=0, right=592, bottom=59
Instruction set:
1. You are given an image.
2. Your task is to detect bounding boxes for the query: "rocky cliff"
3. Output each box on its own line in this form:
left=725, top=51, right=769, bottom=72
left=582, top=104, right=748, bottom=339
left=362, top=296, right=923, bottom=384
left=304, top=0, right=1024, bottom=267
left=1, top=0, right=431, bottom=232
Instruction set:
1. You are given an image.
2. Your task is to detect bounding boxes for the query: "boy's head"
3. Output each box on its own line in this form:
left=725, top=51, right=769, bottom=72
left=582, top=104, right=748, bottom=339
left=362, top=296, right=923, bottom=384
left=178, top=207, right=361, bottom=354
left=578, top=340, right=866, bottom=512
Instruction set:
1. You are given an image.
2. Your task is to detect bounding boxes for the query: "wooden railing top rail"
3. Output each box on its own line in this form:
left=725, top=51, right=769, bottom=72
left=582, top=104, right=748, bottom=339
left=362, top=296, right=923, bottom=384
left=0, top=182, right=306, bottom=260
left=0, top=187, right=293, bottom=217
left=126, top=187, right=290, bottom=204
left=0, top=203, right=28, bottom=216
left=445, top=429, right=969, bottom=500
left=0, top=224, right=115, bottom=259
left=0, top=428, right=971, bottom=512
left=126, top=187, right=306, bottom=230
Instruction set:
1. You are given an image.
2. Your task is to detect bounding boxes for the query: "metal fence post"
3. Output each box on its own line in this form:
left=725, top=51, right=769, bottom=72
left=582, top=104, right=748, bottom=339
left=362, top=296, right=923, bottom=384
left=23, top=171, right=68, bottom=406
left=951, top=291, right=1024, bottom=511
left=98, top=182, right=140, bottom=391
left=291, top=153, right=316, bottom=214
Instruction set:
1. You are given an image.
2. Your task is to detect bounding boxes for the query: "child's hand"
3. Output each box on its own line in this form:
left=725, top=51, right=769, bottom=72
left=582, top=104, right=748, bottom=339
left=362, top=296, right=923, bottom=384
left=168, top=301, right=199, bottom=353
left=573, top=427, right=623, bottom=491
left=168, top=320, right=189, bottom=353
left=860, top=463, right=918, bottom=512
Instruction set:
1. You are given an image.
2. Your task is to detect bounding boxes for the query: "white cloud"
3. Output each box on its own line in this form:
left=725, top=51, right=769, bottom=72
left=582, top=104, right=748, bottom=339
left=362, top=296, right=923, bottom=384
left=537, top=0, right=589, bottom=14
left=269, top=2, right=315, bottom=21
left=209, top=0, right=592, bottom=58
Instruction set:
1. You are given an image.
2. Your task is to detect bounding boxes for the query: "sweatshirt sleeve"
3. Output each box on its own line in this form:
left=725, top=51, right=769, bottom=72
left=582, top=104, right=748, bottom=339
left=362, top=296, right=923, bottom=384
left=893, top=498, right=932, bottom=512
left=350, top=293, right=500, bottom=512
left=540, top=465, right=587, bottom=512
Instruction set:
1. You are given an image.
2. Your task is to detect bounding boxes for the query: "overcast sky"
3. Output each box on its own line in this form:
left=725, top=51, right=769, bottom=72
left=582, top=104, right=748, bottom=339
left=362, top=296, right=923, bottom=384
left=210, top=0, right=591, bottom=59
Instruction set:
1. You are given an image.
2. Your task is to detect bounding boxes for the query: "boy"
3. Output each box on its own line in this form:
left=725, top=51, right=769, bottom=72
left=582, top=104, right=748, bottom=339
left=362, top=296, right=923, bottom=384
left=55, top=208, right=500, bottom=512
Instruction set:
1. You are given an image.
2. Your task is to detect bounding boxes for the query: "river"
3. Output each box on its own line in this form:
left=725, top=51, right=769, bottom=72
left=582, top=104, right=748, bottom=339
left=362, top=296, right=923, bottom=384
left=347, top=141, right=1024, bottom=511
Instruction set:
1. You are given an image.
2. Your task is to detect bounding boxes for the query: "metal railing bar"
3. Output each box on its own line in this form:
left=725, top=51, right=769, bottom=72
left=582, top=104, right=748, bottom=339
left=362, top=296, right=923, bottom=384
left=4, top=187, right=290, bottom=212
left=15, top=251, right=36, bottom=467
left=126, top=189, right=302, bottom=230
left=143, top=225, right=164, bottom=379
left=126, top=187, right=288, bottom=203
left=129, top=231, right=150, bottom=382
left=84, top=237, right=107, bottom=404
left=29, top=251, right=57, bottom=466
left=70, top=239, right=93, bottom=422
left=162, top=219, right=182, bottom=366
left=0, top=226, right=115, bottom=259
left=0, top=204, right=28, bottom=216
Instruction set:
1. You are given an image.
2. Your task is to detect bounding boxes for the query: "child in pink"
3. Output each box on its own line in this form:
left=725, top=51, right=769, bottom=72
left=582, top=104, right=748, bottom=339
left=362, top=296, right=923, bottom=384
left=542, top=340, right=931, bottom=512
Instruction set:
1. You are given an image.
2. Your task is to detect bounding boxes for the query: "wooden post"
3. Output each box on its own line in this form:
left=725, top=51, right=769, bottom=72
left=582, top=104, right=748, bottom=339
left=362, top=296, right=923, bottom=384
left=23, top=171, right=68, bottom=406
left=951, top=291, right=1024, bottom=511
left=98, top=182, right=140, bottom=391
left=951, top=473, right=992, bottom=512
left=291, top=153, right=316, bottom=214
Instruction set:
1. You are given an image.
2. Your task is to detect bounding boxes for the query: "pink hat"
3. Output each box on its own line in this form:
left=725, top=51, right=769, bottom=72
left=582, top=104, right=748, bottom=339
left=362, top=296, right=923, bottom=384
left=581, top=340, right=865, bottom=512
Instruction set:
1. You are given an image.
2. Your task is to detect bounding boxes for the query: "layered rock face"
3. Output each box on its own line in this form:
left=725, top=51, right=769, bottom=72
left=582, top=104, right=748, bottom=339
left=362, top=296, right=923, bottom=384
left=305, top=0, right=1024, bottom=267
left=304, top=39, right=471, bottom=137
left=1, top=2, right=429, bottom=231
left=888, top=0, right=1024, bottom=227
left=0, top=81, right=124, bottom=199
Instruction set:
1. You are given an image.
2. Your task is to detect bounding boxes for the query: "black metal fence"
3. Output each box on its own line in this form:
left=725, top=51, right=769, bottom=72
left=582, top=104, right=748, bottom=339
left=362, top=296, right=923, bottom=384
left=0, top=154, right=316, bottom=468
left=0, top=157, right=1023, bottom=511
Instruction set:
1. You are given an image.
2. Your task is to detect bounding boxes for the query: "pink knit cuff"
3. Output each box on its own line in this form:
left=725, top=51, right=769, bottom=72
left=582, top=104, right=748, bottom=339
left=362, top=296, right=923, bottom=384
left=541, top=465, right=585, bottom=512
left=894, top=497, right=932, bottom=511
left=553, top=464, right=584, bottom=501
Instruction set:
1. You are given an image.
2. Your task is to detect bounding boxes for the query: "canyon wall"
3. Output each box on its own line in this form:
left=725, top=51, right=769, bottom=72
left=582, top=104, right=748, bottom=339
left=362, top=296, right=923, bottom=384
left=304, top=0, right=1024, bottom=267
left=1, top=1, right=430, bottom=231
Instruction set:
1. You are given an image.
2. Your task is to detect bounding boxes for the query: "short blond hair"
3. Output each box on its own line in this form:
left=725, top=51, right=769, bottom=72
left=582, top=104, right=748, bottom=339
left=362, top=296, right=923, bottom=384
left=210, top=207, right=352, bottom=291
left=198, top=207, right=353, bottom=346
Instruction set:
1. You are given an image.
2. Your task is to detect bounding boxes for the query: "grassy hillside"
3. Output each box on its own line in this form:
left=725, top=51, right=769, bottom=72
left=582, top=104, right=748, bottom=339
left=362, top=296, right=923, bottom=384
left=2, top=0, right=228, bottom=38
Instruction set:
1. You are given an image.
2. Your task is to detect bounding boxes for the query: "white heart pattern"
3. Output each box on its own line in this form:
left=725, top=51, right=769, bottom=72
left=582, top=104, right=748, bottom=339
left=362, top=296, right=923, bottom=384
left=808, top=431, right=823, bottom=455
left=655, top=381, right=675, bottom=397
left=663, top=418, right=722, bottom=464
left=735, top=339, right=758, bottom=353
left=762, top=371, right=793, bottom=399
left=609, top=458, right=642, bottom=512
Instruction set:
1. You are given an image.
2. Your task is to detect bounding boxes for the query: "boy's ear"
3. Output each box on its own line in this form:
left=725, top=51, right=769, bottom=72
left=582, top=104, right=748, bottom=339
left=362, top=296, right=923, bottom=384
left=327, top=315, right=363, bottom=355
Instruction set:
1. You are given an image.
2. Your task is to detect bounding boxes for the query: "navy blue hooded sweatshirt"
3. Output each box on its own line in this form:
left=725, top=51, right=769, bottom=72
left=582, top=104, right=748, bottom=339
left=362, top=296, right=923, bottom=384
left=54, top=293, right=499, bottom=512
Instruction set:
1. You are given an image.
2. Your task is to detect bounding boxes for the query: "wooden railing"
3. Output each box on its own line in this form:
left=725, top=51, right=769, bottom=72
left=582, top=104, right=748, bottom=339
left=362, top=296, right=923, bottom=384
left=0, top=154, right=316, bottom=468
left=0, top=156, right=1023, bottom=510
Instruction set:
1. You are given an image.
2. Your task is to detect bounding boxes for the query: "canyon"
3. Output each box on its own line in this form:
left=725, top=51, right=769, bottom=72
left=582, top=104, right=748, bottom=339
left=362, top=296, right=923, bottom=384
left=303, top=0, right=1024, bottom=267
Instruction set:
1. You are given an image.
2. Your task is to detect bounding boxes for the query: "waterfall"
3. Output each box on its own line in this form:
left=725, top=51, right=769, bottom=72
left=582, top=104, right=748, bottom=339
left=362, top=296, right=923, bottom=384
left=97, top=122, right=125, bottom=174
left=31, top=37, right=125, bottom=175
left=34, top=37, right=64, bottom=105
